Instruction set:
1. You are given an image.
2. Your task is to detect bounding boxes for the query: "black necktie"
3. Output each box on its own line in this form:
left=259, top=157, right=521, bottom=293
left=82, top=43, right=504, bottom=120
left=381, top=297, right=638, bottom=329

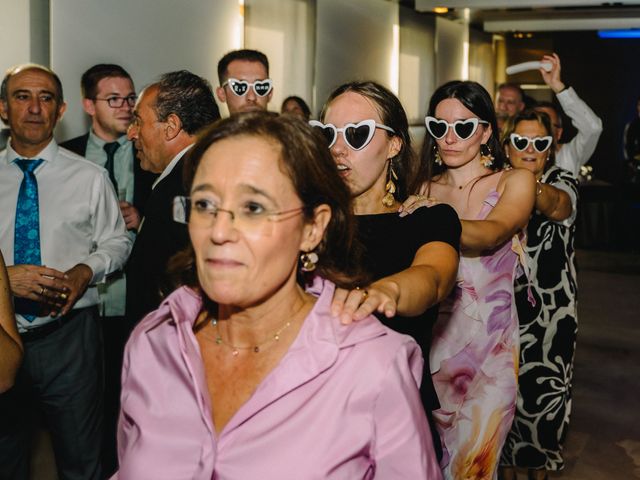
left=103, top=142, right=120, bottom=192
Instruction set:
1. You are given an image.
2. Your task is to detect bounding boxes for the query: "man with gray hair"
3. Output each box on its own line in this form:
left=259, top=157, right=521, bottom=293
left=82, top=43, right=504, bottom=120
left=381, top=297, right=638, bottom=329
left=0, top=63, right=131, bottom=479
left=125, top=70, right=220, bottom=331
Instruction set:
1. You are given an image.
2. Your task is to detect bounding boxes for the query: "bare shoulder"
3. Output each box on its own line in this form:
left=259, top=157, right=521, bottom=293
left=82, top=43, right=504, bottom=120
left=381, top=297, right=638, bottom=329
left=499, top=168, right=535, bottom=189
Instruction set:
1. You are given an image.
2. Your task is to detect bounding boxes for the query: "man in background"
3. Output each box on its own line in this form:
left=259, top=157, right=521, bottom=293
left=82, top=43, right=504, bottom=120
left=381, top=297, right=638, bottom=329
left=125, top=70, right=220, bottom=332
left=60, top=63, right=155, bottom=476
left=495, top=82, right=525, bottom=130
left=534, top=53, right=602, bottom=177
left=216, top=49, right=273, bottom=115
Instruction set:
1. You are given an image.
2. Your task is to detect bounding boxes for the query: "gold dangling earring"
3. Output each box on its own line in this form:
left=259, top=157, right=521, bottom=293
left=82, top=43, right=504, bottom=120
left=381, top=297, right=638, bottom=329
left=480, top=144, right=494, bottom=168
left=433, top=145, right=443, bottom=166
left=300, top=251, right=319, bottom=272
left=382, top=160, right=398, bottom=208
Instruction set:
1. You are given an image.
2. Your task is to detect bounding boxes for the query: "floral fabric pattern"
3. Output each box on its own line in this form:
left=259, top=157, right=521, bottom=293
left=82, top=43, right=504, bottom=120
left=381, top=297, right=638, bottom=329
left=431, top=189, right=521, bottom=480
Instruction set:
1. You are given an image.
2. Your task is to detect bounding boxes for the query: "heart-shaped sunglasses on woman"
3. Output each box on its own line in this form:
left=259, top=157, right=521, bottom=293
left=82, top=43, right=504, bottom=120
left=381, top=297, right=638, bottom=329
left=222, top=78, right=273, bottom=97
left=425, top=116, right=489, bottom=140
left=309, top=119, right=395, bottom=151
left=509, top=133, right=553, bottom=153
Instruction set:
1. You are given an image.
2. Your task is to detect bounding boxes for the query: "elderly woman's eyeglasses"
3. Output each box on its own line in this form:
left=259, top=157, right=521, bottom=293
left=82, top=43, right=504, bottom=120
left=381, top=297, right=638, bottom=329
left=425, top=116, right=489, bottom=141
left=221, top=78, right=273, bottom=97
left=309, top=119, right=395, bottom=151
left=93, top=95, right=137, bottom=108
left=509, top=133, right=553, bottom=153
left=173, top=196, right=304, bottom=233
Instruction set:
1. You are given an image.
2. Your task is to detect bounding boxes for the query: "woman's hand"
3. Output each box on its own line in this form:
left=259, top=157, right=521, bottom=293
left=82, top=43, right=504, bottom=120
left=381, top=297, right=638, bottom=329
left=331, top=282, right=400, bottom=325
left=398, top=194, right=438, bottom=217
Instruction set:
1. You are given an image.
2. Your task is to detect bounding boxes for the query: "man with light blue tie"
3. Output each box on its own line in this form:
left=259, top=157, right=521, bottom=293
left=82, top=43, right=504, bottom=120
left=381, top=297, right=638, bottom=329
left=0, top=64, right=132, bottom=480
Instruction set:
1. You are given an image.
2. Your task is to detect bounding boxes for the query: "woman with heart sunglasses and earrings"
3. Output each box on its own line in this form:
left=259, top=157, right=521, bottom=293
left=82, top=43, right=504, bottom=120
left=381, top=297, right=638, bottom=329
left=313, top=81, right=462, bottom=463
left=400, top=80, right=537, bottom=479
left=498, top=110, right=579, bottom=480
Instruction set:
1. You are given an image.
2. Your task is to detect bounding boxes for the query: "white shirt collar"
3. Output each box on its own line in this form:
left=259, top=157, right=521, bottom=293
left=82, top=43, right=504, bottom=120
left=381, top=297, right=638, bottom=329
left=5, top=138, right=58, bottom=165
left=152, top=144, right=193, bottom=190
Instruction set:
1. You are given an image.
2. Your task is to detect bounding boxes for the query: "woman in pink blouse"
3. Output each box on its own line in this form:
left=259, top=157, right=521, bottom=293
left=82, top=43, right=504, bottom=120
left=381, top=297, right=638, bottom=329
left=114, top=112, right=442, bottom=479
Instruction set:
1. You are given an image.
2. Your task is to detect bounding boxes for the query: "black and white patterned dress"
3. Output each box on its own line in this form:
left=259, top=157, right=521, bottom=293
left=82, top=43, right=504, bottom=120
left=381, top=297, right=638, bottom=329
left=500, top=165, right=579, bottom=471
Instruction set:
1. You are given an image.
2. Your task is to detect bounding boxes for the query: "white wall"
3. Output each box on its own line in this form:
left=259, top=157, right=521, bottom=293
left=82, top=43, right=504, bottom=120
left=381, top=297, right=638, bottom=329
left=435, top=16, right=467, bottom=88
left=245, top=0, right=315, bottom=115
left=50, top=0, right=242, bottom=140
left=7, top=1, right=491, bottom=140
left=399, top=7, right=435, bottom=124
left=314, top=0, right=398, bottom=113
left=468, top=28, right=495, bottom=95
left=0, top=1, right=35, bottom=76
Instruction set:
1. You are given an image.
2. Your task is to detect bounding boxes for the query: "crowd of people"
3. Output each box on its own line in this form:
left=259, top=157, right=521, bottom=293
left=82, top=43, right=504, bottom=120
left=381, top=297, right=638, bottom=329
left=0, top=48, right=601, bottom=480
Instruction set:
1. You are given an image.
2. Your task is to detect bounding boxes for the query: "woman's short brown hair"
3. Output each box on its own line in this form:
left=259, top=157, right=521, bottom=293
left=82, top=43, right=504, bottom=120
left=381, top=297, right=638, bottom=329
left=167, top=111, right=364, bottom=296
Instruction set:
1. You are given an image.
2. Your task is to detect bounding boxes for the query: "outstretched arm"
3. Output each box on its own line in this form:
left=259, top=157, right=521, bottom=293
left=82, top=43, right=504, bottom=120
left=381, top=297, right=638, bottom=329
left=332, top=241, right=458, bottom=325
left=534, top=180, right=573, bottom=222
left=0, top=251, right=23, bottom=393
left=460, top=168, right=535, bottom=254
left=332, top=206, right=460, bottom=324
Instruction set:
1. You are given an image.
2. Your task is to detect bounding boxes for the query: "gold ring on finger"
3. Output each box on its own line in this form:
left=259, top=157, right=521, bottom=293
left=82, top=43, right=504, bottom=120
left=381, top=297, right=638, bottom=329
left=59, top=293, right=68, bottom=301
left=362, top=289, right=369, bottom=300
left=39, top=286, right=45, bottom=295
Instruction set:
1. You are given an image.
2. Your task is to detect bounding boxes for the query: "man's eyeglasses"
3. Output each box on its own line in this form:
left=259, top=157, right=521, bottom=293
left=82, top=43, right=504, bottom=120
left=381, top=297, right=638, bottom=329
left=173, top=196, right=304, bottom=236
left=309, top=119, right=395, bottom=151
left=425, top=116, right=489, bottom=141
left=222, top=78, right=273, bottom=97
left=93, top=95, right=137, bottom=108
left=509, top=133, right=553, bottom=153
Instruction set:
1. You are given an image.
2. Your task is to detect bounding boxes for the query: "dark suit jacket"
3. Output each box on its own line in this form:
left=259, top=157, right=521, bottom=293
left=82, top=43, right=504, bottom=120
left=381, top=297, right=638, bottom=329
left=60, top=133, right=156, bottom=215
left=124, top=160, right=189, bottom=331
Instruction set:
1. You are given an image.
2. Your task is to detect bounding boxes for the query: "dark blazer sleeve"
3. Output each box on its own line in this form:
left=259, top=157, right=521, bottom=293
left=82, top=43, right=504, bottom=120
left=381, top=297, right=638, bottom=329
left=125, top=161, right=188, bottom=331
left=59, top=133, right=90, bottom=156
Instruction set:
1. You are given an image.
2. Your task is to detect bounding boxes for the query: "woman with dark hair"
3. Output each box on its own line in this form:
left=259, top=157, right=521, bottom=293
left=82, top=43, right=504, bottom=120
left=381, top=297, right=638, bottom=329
left=281, top=95, right=312, bottom=119
left=499, top=110, right=578, bottom=480
left=313, top=81, right=461, bottom=461
left=114, top=112, right=441, bottom=479
left=401, top=80, right=536, bottom=479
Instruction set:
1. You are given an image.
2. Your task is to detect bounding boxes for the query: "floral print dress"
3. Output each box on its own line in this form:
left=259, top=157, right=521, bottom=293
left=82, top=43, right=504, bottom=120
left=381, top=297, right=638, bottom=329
left=430, top=189, right=523, bottom=480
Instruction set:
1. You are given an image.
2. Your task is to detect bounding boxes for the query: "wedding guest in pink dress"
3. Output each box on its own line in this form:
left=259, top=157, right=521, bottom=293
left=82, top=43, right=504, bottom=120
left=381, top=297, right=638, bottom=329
left=113, top=112, right=442, bottom=479
left=401, top=81, right=536, bottom=479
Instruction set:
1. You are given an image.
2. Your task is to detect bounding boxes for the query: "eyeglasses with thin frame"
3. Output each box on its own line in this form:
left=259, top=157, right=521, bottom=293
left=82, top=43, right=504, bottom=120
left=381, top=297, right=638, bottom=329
left=173, top=196, right=304, bottom=235
left=93, top=95, right=137, bottom=108
left=425, top=116, right=489, bottom=141
left=509, top=133, right=553, bottom=153
left=309, top=119, right=395, bottom=151
left=222, top=78, right=273, bottom=97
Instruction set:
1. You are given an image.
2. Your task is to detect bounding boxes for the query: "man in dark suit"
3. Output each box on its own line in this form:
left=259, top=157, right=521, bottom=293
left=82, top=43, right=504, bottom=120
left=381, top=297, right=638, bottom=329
left=125, top=70, right=220, bottom=333
left=60, top=63, right=155, bottom=476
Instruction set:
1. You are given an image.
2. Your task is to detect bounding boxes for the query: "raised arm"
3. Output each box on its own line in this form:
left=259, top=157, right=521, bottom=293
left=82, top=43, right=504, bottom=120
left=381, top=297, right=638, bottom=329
left=0, top=250, right=23, bottom=393
left=540, top=53, right=602, bottom=175
left=460, top=168, right=535, bottom=254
